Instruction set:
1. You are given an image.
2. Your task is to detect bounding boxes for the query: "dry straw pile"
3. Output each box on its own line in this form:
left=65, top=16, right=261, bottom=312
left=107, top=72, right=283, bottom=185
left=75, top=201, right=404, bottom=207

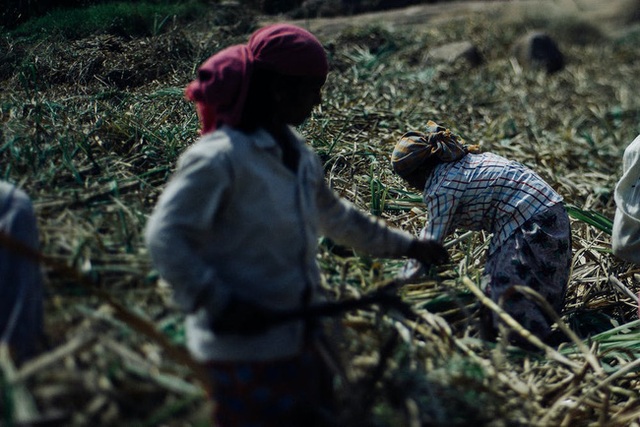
left=1, top=1, right=640, bottom=425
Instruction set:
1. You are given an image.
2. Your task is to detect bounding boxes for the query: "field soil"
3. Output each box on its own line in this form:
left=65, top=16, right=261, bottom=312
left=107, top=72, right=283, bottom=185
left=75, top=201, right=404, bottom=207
left=284, top=0, right=640, bottom=38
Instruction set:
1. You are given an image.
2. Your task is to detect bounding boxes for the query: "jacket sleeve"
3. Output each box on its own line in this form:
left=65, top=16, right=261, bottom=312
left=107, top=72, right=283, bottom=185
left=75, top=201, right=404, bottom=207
left=612, top=135, right=640, bottom=263
left=0, top=182, right=45, bottom=362
left=315, top=181, right=414, bottom=258
left=144, top=150, right=232, bottom=315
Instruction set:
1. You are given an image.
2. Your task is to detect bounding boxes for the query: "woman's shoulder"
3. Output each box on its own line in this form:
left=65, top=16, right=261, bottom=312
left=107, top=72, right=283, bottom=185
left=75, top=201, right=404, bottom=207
left=0, top=181, right=16, bottom=201
left=623, top=134, right=640, bottom=161
left=184, top=127, right=252, bottom=158
left=464, top=152, right=531, bottom=174
left=174, top=129, right=241, bottom=174
left=466, top=151, right=509, bottom=163
left=0, top=181, right=31, bottom=207
left=197, top=127, right=242, bottom=150
left=0, top=182, right=35, bottom=220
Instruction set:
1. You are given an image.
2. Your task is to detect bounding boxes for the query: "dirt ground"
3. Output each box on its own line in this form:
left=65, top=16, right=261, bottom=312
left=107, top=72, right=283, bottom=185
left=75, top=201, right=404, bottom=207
left=280, top=0, right=640, bottom=39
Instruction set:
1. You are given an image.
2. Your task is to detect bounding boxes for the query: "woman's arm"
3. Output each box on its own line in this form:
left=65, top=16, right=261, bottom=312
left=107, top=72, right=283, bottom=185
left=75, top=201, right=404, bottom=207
left=145, top=152, right=233, bottom=315
left=316, top=183, right=448, bottom=265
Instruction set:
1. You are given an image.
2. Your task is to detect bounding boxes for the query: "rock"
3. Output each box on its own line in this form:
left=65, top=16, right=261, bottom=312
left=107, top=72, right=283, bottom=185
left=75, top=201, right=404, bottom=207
left=511, top=31, right=564, bottom=74
left=429, top=40, right=483, bottom=66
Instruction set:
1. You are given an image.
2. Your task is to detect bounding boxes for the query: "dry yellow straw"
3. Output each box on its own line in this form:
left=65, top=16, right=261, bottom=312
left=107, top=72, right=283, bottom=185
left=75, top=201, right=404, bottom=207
left=510, top=285, right=603, bottom=376
left=461, top=276, right=582, bottom=371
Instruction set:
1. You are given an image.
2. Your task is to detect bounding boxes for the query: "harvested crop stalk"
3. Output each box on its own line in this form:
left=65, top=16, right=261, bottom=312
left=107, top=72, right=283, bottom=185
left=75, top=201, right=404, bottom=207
left=511, top=285, right=603, bottom=376
left=608, top=275, right=640, bottom=304
left=0, top=231, right=209, bottom=392
left=13, top=332, right=97, bottom=384
left=461, top=276, right=582, bottom=371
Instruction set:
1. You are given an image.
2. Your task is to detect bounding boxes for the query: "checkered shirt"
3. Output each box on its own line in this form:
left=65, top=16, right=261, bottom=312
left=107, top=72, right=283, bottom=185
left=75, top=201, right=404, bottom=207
left=419, top=152, right=563, bottom=255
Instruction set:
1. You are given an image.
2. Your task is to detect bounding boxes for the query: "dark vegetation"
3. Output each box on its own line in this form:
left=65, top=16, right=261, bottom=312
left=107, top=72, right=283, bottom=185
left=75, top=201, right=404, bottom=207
left=2, top=0, right=640, bottom=425
left=1, top=0, right=437, bottom=30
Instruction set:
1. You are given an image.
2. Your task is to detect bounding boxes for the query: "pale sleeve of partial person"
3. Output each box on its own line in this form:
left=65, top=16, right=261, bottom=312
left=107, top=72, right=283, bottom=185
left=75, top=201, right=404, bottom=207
left=612, top=134, right=640, bottom=263
left=144, top=149, right=233, bottom=316
left=0, top=181, right=45, bottom=363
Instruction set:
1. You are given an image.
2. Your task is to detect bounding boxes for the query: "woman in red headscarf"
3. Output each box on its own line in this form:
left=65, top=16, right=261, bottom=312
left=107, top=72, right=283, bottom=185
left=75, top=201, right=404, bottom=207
left=145, top=24, right=448, bottom=426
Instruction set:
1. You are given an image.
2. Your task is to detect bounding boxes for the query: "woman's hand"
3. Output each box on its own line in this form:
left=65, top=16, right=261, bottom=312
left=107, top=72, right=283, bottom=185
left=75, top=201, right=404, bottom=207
left=406, top=239, right=450, bottom=266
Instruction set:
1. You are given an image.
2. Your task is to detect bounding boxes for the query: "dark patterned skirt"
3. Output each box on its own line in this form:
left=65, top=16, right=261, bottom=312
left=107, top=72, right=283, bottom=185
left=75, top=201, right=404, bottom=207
left=483, top=202, right=572, bottom=345
left=206, top=345, right=334, bottom=427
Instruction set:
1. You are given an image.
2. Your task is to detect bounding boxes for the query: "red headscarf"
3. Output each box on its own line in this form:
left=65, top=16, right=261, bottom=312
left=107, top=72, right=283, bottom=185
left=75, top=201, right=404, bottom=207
left=185, top=24, right=328, bottom=135
left=248, top=23, right=329, bottom=77
left=184, top=45, right=252, bottom=135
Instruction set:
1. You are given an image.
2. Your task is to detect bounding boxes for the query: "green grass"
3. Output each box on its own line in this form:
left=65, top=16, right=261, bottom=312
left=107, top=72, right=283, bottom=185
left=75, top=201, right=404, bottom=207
left=565, top=204, right=614, bottom=235
left=8, top=0, right=208, bottom=40
left=3, top=3, right=640, bottom=426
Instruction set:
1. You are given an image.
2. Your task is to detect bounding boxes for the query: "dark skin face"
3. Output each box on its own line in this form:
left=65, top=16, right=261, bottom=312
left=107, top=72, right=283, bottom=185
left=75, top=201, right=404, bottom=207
left=401, top=162, right=432, bottom=192
left=268, top=75, right=325, bottom=127
left=266, top=74, right=326, bottom=172
left=237, top=69, right=326, bottom=172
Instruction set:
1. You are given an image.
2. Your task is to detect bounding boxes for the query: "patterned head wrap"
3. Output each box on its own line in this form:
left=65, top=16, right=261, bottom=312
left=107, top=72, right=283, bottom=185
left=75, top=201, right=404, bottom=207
left=391, top=120, right=480, bottom=179
left=185, top=24, right=328, bottom=135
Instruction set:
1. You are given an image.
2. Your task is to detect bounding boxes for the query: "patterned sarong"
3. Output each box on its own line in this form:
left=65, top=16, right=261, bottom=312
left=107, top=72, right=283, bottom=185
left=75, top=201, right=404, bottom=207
left=207, top=346, right=334, bottom=427
left=483, top=202, right=572, bottom=344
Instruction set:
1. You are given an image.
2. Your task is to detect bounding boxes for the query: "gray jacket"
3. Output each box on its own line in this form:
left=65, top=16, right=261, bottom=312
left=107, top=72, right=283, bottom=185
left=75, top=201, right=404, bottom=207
left=145, top=126, right=414, bottom=361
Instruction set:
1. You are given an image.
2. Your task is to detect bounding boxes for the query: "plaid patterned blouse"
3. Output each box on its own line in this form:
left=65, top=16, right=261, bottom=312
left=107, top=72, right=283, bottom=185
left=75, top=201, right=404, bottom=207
left=419, top=152, right=563, bottom=255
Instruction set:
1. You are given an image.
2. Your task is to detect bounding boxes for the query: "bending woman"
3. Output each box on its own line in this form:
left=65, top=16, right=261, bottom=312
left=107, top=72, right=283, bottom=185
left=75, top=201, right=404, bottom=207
left=391, top=121, right=572, bottom=348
